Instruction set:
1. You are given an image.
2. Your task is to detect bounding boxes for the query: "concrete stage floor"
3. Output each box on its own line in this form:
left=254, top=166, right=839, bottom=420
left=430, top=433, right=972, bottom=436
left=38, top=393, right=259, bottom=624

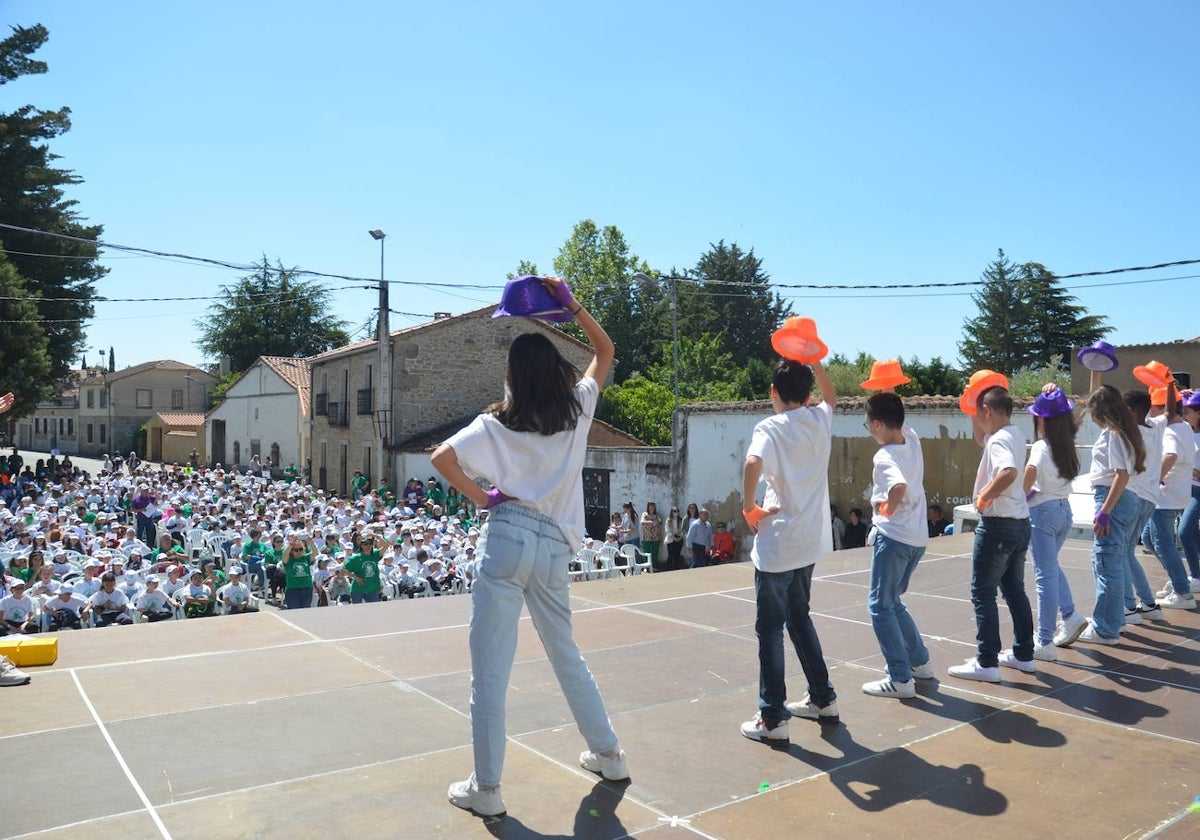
left=3, top=533, right=1198, bottom=840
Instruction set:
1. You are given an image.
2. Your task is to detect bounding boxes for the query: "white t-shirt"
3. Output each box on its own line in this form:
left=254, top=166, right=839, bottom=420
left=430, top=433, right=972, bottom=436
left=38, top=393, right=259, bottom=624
left=973, top=424, right=1029, bottom=519
left=871, top=427, right=928, bottom=548
left=445, top=376, right=598, bottom=549
left=45, top=593, right=88, bottom=615
left=135, top=589, right=171, bottom=612
left=1129, top=423, right=1164, bottom=504
left=746, top=401, right=833, bottom=572
left=0, top=593, right=36, bottom=623
left=74, top=577, right=102, bottom=598
left=219, top=581, right=251, bottom=605
left=1159, top=420, right=1195, bottom=509
left=1027, top=439, right=1074, bottom=506
left=88, top=587, right=129, bottom=613
left=1089, top=428, right=1134, bottom=488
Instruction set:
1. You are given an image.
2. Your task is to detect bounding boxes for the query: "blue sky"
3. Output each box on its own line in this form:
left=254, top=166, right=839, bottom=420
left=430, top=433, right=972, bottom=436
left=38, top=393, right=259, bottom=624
left=7, top=1, right=1200, bottom=372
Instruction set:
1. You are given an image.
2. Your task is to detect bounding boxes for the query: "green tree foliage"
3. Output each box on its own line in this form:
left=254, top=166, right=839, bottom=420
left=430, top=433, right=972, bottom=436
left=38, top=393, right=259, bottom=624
left=552, top=220, right=655, bottom=381
left=506, top=259, right=539, bottom=279
left=0, top=24, right=106, bottom=390
left=688, top=242, right=792, bottom=369
left=959, top=250, right=1108, bottom=374
left=601, top=376, right=674, bottom=445
left=0, top=251, right=52, bottom=417
left=1008, top=354, right=1070, bottom=398
left=824, top=351, right=966, bottom=398
left=195, top=258, right=350, bottom=372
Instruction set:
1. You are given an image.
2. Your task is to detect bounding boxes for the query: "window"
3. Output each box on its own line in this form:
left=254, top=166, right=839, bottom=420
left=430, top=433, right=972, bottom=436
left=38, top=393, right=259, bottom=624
left=357, top=388, right=373, bottom=415
left=171, top=389, right=184, bottom=409
left=58, top=418, right=64, bottom=434
left=270, top=442, right=280, bottom=466
left=233, top=441, right=241, bottom=465
left=86, top=390, right=95, bottom=408
left=100, top=388, right=107, bottom=408
left=67, top=419, right=74, bottom=436
left=99, top=424, right=106, bottom=444
left=136, top=389, right=152, bottom=408
left=86, top=424, right=94, bottom=443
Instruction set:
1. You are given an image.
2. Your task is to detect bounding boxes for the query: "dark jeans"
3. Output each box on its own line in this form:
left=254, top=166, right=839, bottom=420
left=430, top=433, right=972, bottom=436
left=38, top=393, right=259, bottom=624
left=755, top=565, right=835, bottom=727
left=135, top=512, right=157, bottom=546
left=666, top=540, right=684, bottom=571
left=970, top=516, right=1034, bottom=667
left=690, top=544, right=709, bottom=569
left=351, top=591, right=381, bottom=604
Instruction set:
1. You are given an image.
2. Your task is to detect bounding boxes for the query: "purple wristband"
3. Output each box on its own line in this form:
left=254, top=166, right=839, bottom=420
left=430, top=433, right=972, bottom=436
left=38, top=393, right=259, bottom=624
left=544, top=278, right=578, bottom=311
left=1025, top=490, right=1037, bottom=502
left=485, top=488, right=511, bottom=509
left=1094, top=510, right=1111, bottom=528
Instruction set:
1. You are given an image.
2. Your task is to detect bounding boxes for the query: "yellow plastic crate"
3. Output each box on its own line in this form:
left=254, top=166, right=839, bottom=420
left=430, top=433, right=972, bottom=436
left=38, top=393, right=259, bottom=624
left=0, top=636, right=59, bottom=666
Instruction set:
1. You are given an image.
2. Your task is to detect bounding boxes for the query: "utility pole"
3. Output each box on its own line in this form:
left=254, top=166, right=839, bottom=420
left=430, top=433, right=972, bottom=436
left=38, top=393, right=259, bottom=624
left=369, top=230, right=391, bottom=490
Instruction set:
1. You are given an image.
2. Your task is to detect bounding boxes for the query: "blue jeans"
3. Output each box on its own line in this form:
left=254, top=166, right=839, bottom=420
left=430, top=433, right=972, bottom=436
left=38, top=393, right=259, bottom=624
left=970, top=516, right=1033, bottom=666
left=1028, top=499, right=1077, bottom=646
left=1150, top=508, right=1191, bottom=594
left=1091, top=486, right=1135, bottom=639
left=469, top=503, right=617, bottom=787
left=1124, top=497, right=1157, bottom=610
left=755, top=565, right=835, bottom=727
left=690, top=544, right=709, bottom=569
left=283, top=587, right=312, bottom=609
left=1179, top=485, right=1200, bottom=578
left=867, top=534, right=929, bottom=682
left=351, top=591, right=381, bottom=604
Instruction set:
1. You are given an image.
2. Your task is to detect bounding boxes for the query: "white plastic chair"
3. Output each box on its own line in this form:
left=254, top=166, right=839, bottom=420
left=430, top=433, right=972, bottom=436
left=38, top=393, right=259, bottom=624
left=594, top=546, right=619, bottom=580
left=624, top=544, right=653, bottom=575
left=613, top=545, right=635, bottom=577
left=570, top=550, right=593, bottom=583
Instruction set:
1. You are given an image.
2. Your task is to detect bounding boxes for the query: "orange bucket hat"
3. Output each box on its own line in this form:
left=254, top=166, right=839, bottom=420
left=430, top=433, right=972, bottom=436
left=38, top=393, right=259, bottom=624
left=860, top=359, right=911, bottom=390
left=960, top=369, right=1009, bottom=415
left=770, top=317, right=828, bottom=364
left=1133, top=360, right=1173, bottom=389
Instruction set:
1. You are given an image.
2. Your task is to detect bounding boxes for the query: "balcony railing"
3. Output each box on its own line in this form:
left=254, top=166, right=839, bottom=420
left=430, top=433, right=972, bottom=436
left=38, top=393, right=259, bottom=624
left=356, top=388, right=373, bottom=415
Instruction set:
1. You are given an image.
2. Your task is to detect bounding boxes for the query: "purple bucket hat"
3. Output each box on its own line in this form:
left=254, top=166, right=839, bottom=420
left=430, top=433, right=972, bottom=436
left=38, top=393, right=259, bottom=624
left=1182, top=392, right=1200, bottom=410
left=1076, top=340, right=1118, bottom=373
left=1027, top=387, right=1075, bottom=418
left=492, top=276, right=573, bottom=323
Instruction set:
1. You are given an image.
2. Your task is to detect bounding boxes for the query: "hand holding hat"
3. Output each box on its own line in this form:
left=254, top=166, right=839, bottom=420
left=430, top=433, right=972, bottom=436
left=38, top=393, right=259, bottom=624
left=492, top=275, right=575, bottom=323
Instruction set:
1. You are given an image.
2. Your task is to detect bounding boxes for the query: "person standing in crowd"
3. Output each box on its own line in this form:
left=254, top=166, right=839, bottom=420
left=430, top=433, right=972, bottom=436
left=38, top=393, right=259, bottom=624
left=282, top=533, right=317, bottom=610
left=843, top=508, right=868, bottom=548
left=1175, top=391, right=1200, bottom=593
left=1121, top=389, right=1166, bottom=625
left=686, top=508, right=714, bottom=569
left=431, top=276, right=626, bottom=816
left=829, top=505, right=846, bottom=550
left=663, top=506, right=686, bottom=571
left=949, top=381, right=1035, bottom=682
left=740, top=356, right=839, bottom=741
left=640, top=502, right=663, bottom=570
left=618, top=501, right=639, bottom=548
left=1149, top=389, right=1197, bottom=608
left=1022, top=386, right=1085, bottom=658
left=861, top=392, right=932, bottom=698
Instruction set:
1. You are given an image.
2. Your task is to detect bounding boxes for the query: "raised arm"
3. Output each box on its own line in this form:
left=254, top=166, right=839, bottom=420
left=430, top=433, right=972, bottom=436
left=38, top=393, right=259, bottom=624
left=812, top=360, right=835, bottom=409
left=540, top=276, right=615, bottom=387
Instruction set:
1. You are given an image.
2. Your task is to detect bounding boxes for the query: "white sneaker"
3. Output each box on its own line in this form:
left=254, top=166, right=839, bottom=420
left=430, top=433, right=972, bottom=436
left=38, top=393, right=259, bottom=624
left=1077, top=623, right=1119, bottom=646
left=998, top=649, right=1037, bottom=673
left=1190, top=577, right=1200, bottom=593
left=447, top=775, right=506, bottom=816
left=1159, top=591, right=1197, bottom=610
left=1033, top=643, right=1058, bottom=662
left=785, top=695, right=840, bottom=722
left=1137, top=603, right=1164, bottom=621
left=1123, top=607, right=1143, bottom=626
left=862, top=677, right=915, bottom=698
left=1156, top=582, right=1175, bottom=600
left=1053, top=611, right=1089, bottom=647
left=0, top=655, right=31, bottom=687
left=580, top=749, right=629, bottom=781
left=911, top=662, right=935, bottom=680
left=948, top=658, right=1001, bottom=683
left=741, top=714, right=789, bottom=741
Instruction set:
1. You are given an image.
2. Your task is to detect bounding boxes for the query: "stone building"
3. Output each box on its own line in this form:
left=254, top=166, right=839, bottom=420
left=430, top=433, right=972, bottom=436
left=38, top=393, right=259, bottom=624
left=307, top=306, right=594, bottom=497
left=1070, top=337, right=1200, bottom=394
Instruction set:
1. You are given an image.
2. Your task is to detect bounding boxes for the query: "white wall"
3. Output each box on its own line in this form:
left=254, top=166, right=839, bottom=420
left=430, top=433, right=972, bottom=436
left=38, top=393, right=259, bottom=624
left=207, top=365, right=303, bottom=468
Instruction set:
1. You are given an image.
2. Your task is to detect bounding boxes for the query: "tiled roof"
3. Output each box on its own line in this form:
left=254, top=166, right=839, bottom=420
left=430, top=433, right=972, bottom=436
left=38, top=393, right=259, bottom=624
left=80, top=360, right=214, bottom=385
left=151, top=412, right=206, bottom=428
left=259, top=356, right=312, bottom=415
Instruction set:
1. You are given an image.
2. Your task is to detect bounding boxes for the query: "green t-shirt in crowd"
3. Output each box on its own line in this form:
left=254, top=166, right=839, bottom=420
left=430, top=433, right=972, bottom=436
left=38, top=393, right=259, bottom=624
left=283, top=550, right=313, bottom=590
left=342, top=550, right=382, bottom=595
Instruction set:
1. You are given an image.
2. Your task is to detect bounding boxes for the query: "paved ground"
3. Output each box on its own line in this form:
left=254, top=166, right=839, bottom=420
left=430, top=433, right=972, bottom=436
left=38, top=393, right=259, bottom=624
left=2, top=533, right=1198, bottom=839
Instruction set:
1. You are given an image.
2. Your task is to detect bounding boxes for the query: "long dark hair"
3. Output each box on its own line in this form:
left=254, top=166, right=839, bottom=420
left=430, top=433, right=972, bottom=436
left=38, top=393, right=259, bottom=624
left=1037, top=412, right=1080, bottom=482
left=487, top=333, right=582, bottom=435
left=1088, top=385, right=1146, bottom=474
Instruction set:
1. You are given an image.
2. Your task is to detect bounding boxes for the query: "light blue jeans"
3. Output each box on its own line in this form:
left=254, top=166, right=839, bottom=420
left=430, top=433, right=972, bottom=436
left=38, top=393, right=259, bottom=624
left=867, top=534, right=929, bottom=682
left=1180, top=485, right=1200, bottom=578
left=1150, top=508, right=1191, bottom=595
left=468, top=503, right=618, bottom=787
left=1124, top=497, right=1157, bottom=610
left=1091, top=487, right=1135, bottom=639
left=1028, top=499, right=1077, bottom=646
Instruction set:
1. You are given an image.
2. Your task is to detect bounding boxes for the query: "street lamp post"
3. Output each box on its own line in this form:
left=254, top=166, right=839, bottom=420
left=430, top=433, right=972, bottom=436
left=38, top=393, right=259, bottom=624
left=368, top=230, right=391, bottom=491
